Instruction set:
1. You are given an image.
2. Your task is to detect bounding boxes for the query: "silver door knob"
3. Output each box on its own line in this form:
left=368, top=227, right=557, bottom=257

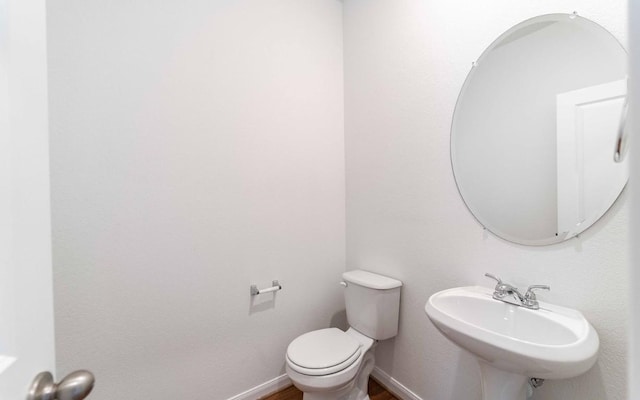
left=27, top=370, right=95, bottom=400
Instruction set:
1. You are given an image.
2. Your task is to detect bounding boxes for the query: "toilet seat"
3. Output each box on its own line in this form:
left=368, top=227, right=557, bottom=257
left=286, top=328, right=362, bottom=376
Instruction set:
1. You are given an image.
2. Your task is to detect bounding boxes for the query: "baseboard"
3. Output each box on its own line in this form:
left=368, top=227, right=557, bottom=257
left=226, top=367, right=420, bottom=400
left=371, top=367, right=423, bottom=400
left=226, top=374, right=292, bottom=400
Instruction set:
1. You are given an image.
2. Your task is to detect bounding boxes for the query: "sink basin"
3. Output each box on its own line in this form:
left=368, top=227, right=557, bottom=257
left=425, top=286, right=599, bottom=399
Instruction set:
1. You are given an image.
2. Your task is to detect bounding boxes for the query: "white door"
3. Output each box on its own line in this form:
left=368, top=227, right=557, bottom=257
left=1, top=1, right=92, bottom=399
left=0, top=0, right=56, bottom=398
left=556, top=79, right=629, bottom=238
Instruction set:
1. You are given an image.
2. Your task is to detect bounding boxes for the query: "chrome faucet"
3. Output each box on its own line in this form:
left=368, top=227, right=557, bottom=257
left=484, top=273, right=550, bottom=310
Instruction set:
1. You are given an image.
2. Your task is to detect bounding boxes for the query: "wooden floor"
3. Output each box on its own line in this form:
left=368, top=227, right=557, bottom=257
left=261, top=378, right=399, bottom=400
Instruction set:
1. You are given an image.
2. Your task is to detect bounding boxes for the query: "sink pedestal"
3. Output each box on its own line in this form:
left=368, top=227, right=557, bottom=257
left=479, top=362, right=528, bottom=400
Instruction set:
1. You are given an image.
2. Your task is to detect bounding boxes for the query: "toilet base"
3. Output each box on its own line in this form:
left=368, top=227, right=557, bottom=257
left=303, top=393, right=370, bottom=400
left=300, top=344, right=375, bottom=400
left=302, top=385, right=369, bottom=400
left=301, top=377, right=370, bottom=400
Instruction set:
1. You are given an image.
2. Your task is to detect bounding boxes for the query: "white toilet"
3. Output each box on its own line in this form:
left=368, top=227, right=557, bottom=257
left=285, top=270, right=402, bottom=400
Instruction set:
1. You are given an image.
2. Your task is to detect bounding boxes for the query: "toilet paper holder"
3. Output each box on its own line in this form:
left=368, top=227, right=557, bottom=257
left=250, top=280, right=282, bottom=296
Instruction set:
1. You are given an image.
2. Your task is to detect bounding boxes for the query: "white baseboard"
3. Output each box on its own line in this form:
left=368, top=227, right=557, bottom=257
left=371, top=367, right=423, bottom=400
left=227, top=374, right=292, bottom=400
left=226, top=367, right=421, bottom=400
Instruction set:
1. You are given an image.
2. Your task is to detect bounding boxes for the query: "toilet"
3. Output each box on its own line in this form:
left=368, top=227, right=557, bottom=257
left=285, top=270, right=402, bottom=400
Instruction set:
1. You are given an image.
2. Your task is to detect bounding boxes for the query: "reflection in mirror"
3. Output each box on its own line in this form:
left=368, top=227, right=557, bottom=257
left=451, top=14, right=628, bottom=245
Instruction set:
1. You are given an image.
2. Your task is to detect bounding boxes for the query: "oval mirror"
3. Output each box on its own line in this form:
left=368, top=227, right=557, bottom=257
left=451, top=13, right=628, bottom=245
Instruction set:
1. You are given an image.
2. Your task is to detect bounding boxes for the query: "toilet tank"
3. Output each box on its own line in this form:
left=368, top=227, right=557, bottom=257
left=342, top=270, right=402, bottom=340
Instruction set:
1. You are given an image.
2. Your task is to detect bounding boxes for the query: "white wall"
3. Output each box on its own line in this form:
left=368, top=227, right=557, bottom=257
left=344, top=1, right=628, bottom=399
left=47, top=1, right=345, bottom=399
left=48, top=1, right=632, bottom=399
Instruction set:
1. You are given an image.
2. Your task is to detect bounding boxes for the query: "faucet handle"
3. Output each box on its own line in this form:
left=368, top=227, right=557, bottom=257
left=523, top=285, right=550, bottom=309
left=484, top=273, right=502, bottom=284
left=525, top=285, right=550, bottom=298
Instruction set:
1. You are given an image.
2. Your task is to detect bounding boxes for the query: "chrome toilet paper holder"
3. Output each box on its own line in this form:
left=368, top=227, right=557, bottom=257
left=250, top=280, right=282, bottom=296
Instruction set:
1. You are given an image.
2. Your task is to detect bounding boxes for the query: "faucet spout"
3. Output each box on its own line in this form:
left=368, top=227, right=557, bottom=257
left=493, top=283, right=525, bottom=305
left=484, top=273, right=550, bottom=310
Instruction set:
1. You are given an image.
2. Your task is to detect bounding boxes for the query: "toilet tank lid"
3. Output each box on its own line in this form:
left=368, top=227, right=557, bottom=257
left=342, top=270, right=402, bottom=290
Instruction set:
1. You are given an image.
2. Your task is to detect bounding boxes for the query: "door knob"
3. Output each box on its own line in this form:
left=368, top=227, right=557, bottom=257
left=27, top=370, right=95, bottom=400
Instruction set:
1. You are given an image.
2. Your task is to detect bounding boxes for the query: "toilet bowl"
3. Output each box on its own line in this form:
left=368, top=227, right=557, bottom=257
left=286, top=328, right=375, bottom=400
left=285, top=270, right=402, bottom=400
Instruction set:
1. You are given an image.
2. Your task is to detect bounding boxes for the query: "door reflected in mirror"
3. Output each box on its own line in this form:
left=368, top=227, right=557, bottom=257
left=451, top=13, right=628, bottom=245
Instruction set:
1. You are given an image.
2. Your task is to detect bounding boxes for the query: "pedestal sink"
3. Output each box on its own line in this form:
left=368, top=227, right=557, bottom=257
left=424, top=286, right=599, bottom=400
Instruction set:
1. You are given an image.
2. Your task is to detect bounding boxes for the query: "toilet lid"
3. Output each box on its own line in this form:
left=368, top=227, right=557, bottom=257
left=287, top=328, right=361, bottom=375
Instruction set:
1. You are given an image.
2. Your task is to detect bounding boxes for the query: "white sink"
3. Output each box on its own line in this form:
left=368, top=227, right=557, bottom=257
left=425, top=286, right=599, bottom=400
